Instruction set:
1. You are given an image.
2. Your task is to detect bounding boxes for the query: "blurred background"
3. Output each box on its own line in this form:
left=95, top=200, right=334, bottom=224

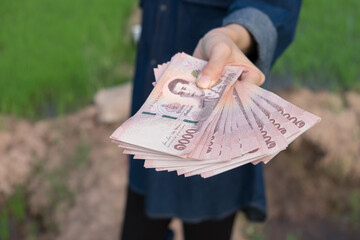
left=0, top=0, right=359, bottom=239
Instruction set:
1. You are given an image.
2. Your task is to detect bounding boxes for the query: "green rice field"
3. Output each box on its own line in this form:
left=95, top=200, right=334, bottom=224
left=0, top=0, right=358, bottom=118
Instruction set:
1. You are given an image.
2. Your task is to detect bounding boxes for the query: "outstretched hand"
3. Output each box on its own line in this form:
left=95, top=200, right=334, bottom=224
left=193, top=24, right=265, bottom=89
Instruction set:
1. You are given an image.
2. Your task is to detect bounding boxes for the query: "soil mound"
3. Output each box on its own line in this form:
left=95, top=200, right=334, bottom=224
left=0, top=87, right=359, bottom=239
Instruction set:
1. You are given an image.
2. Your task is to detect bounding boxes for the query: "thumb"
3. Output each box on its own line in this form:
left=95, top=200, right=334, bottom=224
left=196, top=43, right=230, bottom=89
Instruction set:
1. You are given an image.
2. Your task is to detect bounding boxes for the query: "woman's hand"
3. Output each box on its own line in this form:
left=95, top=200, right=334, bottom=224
left=193, top=24, right=265, bottom=88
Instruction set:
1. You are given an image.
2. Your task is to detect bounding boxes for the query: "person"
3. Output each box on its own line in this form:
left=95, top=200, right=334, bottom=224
left=167, top=78, right=220, bottom=108
left=121, top=1, right=302, bottom=239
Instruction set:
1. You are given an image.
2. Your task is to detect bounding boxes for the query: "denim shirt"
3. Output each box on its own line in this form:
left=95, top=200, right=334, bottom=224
left=130, top=0, right=301, bottom=223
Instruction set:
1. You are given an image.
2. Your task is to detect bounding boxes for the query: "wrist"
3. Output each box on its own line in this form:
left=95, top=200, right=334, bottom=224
left=219, top=24, right=254, bottom=55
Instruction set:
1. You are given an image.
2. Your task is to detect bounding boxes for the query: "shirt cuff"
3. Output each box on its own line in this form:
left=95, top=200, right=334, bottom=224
left=222, top=7, right=277, bottom=79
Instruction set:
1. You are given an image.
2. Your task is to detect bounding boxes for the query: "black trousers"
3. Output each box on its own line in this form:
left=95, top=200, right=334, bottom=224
left=121, top=188, right=236, bottom=240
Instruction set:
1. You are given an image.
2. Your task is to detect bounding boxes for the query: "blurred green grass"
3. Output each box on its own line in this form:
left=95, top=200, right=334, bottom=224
left=272, top=0, right=360, bottom=90
left=0, top=0, right=359, bottom=118
left=0, top=0, right=136, bottom=118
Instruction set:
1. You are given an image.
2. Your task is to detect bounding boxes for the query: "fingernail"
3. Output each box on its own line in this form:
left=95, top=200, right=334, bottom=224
left=197, top=75, right=211, bottom=89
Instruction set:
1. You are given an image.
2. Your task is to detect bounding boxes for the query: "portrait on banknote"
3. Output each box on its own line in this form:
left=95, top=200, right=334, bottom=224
left=167, top=78, right=220, bottom=109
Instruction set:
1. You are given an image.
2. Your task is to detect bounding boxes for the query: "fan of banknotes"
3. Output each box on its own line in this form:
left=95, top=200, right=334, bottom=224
left=110, top=53, right=321, bottom=178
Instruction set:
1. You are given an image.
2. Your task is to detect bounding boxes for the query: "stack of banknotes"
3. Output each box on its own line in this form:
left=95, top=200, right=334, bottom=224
left=110, top=53, right=321, bottom=178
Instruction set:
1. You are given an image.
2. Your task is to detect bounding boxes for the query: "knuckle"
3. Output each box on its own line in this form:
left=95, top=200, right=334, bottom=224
left=214, top=42, right=231, bottom=55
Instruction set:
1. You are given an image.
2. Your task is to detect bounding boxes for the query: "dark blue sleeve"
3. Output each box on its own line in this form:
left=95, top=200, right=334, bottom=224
left=229, top=0, right=302, bottom=61
left=223, top=0, right=301, bottom=79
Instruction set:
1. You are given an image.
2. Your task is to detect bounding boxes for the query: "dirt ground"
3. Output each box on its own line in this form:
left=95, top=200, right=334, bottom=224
left=0, top=87, right=359, bottom=240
